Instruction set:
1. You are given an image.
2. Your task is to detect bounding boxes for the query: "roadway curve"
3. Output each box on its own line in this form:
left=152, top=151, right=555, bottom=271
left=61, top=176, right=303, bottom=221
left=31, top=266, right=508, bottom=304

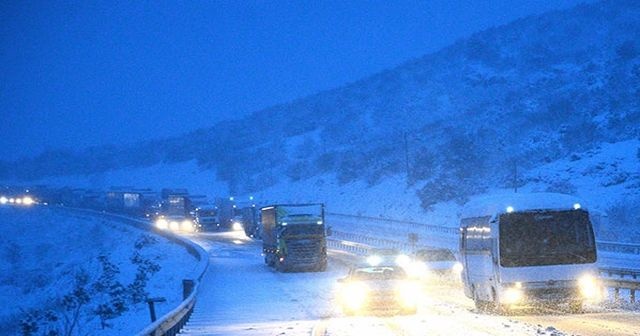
left=179, top=232, right=640, bottom=336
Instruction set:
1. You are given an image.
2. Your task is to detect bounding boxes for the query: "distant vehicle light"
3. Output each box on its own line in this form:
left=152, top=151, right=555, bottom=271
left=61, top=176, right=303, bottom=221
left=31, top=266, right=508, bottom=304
left=15, top=198, right=23, bottom=204
left=317, top=220, right=323, bottom=225
left=155, top=219, right=168, bottom=230
left=169, top=221, right=180, bottom=231
left=366, top=255, right=382, bottom=266
left=506, top=206, right=514, bottom=213
left=573, top=203, right=581, bottom=210
left=22, top=196, right=35, bottom=205
left=9, top=198, right=15, bottom=203
left=232, top=221, right=243, bottom=231
left=181, top=220, right=194, bottom=232
left=395, top=254, right=411, bottom=266
left=0, top=196, right=7, bottom=204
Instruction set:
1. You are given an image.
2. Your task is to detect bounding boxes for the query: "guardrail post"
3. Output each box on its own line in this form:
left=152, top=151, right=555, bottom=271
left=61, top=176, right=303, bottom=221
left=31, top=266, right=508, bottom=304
left=183, top=279, right=195, bottom=299
left=631, top=289, right=636, bottom=303
left=614, top=288, right=620, bottom=302
left=146, top=297, right=166, bottom=322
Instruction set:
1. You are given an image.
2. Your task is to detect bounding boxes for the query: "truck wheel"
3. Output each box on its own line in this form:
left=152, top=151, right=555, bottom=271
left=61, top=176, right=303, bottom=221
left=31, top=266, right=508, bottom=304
left=316, top=260, right=327, bottom=272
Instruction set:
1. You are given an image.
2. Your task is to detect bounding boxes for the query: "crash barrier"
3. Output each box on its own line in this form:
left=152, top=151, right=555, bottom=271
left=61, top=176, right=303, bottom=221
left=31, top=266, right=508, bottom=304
left=596, top=241, right=640, bottom=255
left=327, top=238, right=372, bottom=255
left=328, top=213, right=640, bottom=255
left=600, top=267, right=640, bottom=303
left=53, top=207, right=209, bottom=336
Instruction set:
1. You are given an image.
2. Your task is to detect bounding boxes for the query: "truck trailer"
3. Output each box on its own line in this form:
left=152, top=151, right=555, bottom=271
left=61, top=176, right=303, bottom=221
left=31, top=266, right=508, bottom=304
left=261, top=204, right=327, bottom=272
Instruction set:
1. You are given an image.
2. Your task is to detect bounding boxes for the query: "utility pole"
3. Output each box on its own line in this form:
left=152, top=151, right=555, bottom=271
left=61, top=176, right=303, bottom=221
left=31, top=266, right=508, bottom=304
left=513, top=160, right=518, bottom=193
left=404, top=132, right=410, bottom=184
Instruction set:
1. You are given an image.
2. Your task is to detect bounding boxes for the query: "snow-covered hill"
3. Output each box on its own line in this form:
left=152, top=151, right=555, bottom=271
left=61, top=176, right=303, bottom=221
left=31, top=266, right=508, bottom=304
left=1, top=1, right=639, bottom=239
left=0, top=206, right=201, bottom=335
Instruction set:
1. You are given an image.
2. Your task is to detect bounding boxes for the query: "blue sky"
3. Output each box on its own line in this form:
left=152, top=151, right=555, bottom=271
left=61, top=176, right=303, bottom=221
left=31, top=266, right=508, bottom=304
left=0, top=1, right=589, bottom=161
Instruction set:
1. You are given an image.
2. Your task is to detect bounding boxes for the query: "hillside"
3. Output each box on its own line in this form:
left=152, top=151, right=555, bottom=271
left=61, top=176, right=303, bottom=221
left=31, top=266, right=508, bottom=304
left=2, top=0, right=640, bottom=210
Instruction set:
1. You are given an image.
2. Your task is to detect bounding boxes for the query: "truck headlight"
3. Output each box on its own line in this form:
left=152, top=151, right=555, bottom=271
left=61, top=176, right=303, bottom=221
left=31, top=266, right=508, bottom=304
left=579, top=274, right=600, bottom=299
left=503, top=287, right=523, bottom=305
left=232, top=221, right=243, bottom=231
left=155, top=219, right=168, bottom=230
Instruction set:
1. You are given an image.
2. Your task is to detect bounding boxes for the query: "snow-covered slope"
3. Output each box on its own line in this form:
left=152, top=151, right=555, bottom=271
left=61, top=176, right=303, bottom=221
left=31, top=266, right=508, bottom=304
left=3, top=0, right=639, bottom=206
left=0, top=206, right=201, bottom=335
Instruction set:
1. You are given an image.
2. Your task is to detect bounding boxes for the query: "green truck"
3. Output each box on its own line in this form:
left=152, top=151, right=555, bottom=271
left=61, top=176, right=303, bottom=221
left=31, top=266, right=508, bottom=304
left=261, top=203, right=328, bottom=272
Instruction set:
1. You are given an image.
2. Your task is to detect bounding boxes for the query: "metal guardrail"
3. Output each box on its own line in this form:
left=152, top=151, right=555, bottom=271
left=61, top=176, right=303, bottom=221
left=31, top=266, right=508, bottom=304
left=328, top=212, right=640, bottom=255
left=596, top=240, right=640, bottom=255
left=56, top=207, right=209, bottom=336
left=600, top=267, right=640, bottom=303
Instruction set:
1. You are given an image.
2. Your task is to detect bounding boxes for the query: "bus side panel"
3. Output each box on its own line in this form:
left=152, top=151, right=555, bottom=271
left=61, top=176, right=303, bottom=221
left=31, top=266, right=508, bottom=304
left=465, top=252, right=495, bottom=301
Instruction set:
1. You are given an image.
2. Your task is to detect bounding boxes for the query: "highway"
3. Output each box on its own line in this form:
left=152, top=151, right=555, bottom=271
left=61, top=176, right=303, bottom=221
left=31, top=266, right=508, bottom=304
left=178, top=231, right=640, bottom=336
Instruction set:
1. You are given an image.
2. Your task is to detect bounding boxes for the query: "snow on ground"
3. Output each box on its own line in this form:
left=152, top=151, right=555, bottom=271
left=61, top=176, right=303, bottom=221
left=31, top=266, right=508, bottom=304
left=183, top=232, right=640, bottom=336
left=0, top=205, right=201, bottom=336
left=181, top=231, right=344, bottom=336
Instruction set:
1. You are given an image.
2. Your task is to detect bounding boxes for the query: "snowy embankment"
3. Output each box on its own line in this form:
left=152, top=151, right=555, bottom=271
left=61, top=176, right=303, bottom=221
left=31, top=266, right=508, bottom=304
left=0, top=206, right=201, bottom=336
left=18, top=140, right=640, bottom=241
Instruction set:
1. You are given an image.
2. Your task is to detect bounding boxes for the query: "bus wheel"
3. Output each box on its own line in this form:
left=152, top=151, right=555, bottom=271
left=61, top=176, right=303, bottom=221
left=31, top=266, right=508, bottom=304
left=473, top=287, right=487, bottom=312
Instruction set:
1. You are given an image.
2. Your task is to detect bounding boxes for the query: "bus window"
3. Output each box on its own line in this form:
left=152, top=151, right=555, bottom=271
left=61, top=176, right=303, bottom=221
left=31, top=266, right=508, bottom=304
left=499, top=209, right=596, bottom=267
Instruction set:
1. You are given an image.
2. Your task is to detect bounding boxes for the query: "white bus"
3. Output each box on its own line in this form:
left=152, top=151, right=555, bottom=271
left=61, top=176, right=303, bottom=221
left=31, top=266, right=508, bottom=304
left=459, top=193, right=601, bottom=313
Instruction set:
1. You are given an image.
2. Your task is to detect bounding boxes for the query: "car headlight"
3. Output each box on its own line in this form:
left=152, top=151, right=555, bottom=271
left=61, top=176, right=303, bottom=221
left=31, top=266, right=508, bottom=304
left=169, top=221, right=180, bottom=231
left=181, top=220, right=194, bottom=232
left=503, top=287, right=523, bottom=305
left=579, top=274, right=600, bottom=299
left=366, top=255, right=382, bottom=266
left=155, top=219, right=168, bottom=230
left=406, top=261, right=428, bottom=279
left=395, top=254, right=411, bottom=267
left=396, top=281, right=420, bottom=308
left=340, top=282, right=369, bottom=311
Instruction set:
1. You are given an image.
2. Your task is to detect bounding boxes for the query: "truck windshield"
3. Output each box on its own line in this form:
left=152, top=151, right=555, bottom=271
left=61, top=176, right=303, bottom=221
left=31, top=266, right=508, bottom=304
left=499, top=210, right=596, bottom=267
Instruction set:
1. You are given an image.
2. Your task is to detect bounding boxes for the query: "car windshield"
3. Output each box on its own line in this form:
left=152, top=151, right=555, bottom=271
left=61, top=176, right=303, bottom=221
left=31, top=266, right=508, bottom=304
left=499, top=209, right=596, bottom=267
left=351, top=266, right=407, bottom=280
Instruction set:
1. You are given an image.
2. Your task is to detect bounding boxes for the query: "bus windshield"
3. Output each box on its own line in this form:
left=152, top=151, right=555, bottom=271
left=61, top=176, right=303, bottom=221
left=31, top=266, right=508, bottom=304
left=499, top=210, right=596, bottom=267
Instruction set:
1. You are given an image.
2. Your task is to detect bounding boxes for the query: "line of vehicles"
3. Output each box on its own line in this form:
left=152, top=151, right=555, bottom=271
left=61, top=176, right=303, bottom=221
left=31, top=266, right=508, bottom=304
left=2, top=184, right=604, bottom=316
left=334, top=192, right=604, bottom=316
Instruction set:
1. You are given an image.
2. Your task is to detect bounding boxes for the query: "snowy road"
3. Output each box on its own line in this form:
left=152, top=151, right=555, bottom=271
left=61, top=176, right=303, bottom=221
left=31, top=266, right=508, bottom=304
left=180, top=232, right=640, bottom=336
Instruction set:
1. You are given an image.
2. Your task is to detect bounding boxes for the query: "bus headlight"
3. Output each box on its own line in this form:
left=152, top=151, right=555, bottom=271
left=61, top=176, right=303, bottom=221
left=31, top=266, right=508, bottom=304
left=452, top=262, right=463, bottom=274
left=155, top=219, right=168, bottom=230
left=503, top=287, right=523, bottom=305
left=579, top=274, right=600, bottom=299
